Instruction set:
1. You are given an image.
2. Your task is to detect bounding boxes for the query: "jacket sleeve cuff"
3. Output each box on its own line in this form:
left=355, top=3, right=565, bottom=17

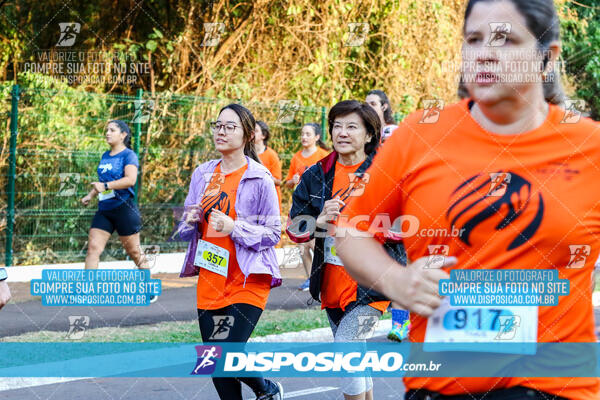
left=231, top=220, right=262, bottom=251
left=176, top=221, right=197, bottom=241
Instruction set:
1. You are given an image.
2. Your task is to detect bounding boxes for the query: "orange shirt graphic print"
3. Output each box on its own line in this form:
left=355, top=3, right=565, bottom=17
left=202, top=171, right=231, bottom=222
left=446, top=171, right=544, bottom=251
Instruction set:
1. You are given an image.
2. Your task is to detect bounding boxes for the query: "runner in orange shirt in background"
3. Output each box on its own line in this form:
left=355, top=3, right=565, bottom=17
left=285, top=122, right=330, bottom=291
left=285, top=123, right=330, bottom=188
left=336, top=0, right=600, bottom=399
left=255, top=120, right=283, bottom=213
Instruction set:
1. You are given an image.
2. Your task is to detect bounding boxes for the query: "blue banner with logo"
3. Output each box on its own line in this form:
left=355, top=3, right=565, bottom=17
left=0, top=342, right=597, bottom=378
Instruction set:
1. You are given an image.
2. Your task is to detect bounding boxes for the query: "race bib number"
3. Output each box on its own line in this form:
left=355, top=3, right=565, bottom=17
left=98, top=189, right=115, bottom=201
left=424, top=298, right=537, bottom=354
left=324, top=236, right=343, bottom=266
left=194, top=239, right=229, bottom=278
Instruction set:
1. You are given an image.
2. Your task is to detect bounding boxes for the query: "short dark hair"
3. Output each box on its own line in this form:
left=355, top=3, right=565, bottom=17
left=256, top=120, right=270, bottom=146
left=327, top=100, right=381, bottom=155
left=367, top=90, right=395, bottom=125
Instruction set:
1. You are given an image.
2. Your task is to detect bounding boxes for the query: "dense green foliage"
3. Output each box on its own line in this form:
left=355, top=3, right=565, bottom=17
left=561, top=1, right=600, bottom=119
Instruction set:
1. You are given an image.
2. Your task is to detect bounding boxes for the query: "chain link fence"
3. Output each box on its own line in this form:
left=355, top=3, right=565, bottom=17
left=1, top=84, right=367, bottom=266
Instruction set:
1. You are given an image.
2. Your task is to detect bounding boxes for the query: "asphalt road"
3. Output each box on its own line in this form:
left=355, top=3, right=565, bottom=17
left=0, top=376, right=408, bottom=400
left=0, top=278, right=314, bottom=338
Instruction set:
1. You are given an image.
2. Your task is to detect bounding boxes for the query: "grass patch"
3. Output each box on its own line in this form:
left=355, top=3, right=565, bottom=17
left=0, top=309, right=391, bottom=343
left=251, top=308, right=329, bottom=337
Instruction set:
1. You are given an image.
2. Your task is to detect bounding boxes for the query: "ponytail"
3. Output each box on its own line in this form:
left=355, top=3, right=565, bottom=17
left=109, top=119, right=132, bottom=149
left=244, top=141, right=261, bottom=163
left=304, top=122, right=330, bottom=151
left=256, top=120, right=270, bottom=146
left=367, top=90, right=396, bottom=125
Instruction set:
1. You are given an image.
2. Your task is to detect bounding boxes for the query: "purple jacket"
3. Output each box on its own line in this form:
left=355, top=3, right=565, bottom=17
left=176, top=156, right=282, bottom=288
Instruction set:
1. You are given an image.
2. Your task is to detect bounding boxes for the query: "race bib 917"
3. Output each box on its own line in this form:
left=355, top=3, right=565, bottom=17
left=424, top=298, right=537, bottom=354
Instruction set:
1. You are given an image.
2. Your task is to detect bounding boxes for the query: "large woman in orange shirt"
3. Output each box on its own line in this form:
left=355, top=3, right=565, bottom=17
left=337, top=0, right=600, bottom=399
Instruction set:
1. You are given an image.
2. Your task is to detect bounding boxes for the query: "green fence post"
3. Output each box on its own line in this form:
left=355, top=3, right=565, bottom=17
left=133, top=88, right=142, bottom=204
left=320, top=106, right=327, bottom=135
left=5, top=84, right=20, bottom=267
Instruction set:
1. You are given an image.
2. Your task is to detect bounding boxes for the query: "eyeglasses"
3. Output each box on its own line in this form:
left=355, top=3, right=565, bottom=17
left=210, top=122, right=239, bottom=134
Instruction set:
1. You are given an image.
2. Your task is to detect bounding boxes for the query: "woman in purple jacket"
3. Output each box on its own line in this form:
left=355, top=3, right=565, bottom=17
left=176, top=104, right=283, bottom=400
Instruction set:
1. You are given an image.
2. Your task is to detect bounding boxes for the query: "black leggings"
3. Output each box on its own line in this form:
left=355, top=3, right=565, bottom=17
left=198, top=304, right=270, bottom=400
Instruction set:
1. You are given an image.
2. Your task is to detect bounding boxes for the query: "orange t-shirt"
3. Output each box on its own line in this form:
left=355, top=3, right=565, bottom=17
left=258, top=146, right=282, bottom=211
left=285, top=147, right=329, bottom=182
left=340, top=99, right=600, bottom=399
left=321, top=161, right=388, bottom=313
left=196, top=163, right=272, bottom=310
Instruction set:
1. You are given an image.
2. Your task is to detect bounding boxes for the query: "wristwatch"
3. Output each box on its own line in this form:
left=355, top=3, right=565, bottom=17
left=104, top=182, right=109, bottom=191
left=0, top=268, right=8, bottom=282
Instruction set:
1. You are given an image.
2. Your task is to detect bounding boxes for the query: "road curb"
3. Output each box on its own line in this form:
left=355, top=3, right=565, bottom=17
left=250, top=319, right=392, bottom=342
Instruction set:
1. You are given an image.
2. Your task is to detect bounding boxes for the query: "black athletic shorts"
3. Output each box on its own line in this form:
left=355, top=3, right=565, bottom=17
left=91, top=198, right=142, bottom=236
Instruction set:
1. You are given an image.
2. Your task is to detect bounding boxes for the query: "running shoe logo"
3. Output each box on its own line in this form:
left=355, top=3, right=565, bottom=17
left=66, top=315, right=89, bottom=340
left=56, top=22, right=81, bottom=47
left=210, top=315, right=234, bottom=340
left=201, top=22, right=225, bottom=47
left=424, top=245, right=450, bottom=269
left=355, top=316, right=378, bottom=339
left=192, top=345, right=222, bottom=375
left=566, top=245, right=590, bottom=269
left=277, top=100, right=300, bottom=123
left=495, top=315, right=520, bottom=340
left=487, top=22, right=511, bottom=47
left=487, top=172, right=511, bottom=197
left=561, top=99, right=586, bottom=124
left=332, top=173, right=370, bottom=201
left=446, top=172, right=544, bottom=250
left=419, top=99, right=444, bottom=124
